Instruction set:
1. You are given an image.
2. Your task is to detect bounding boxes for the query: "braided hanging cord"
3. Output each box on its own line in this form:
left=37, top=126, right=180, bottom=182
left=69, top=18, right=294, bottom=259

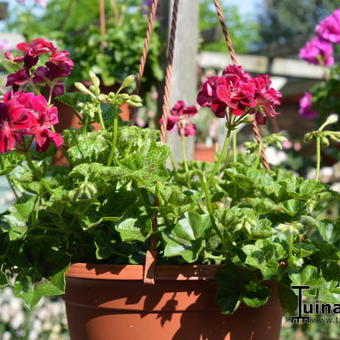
left=136, top=0, right=160, bottom=94
left=144, top=0, right=180, bottom=284
left=212, top=0, right=270, bottom=170
left=160, top=0, right=180, bottom=144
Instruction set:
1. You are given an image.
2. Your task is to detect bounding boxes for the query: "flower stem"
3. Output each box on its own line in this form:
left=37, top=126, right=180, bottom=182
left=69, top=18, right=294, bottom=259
left=107, top=106, right=119, bottom=166
left=288, top=231, right=294, bottom=267
left=212, top=128, right=232, bottom=175
left=181, top=135, right=189, bottom=173
left=97, top=103, right=106, bottom=129
left=200, top=173, right=228, bottom=254
left=232, top=130, right=237, bottom=163
left=315, top=137, right=321, bottom=181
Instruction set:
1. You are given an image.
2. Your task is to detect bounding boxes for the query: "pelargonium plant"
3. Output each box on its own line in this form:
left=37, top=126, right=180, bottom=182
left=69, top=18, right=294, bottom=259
left=0, top=38, right=339, bottom=319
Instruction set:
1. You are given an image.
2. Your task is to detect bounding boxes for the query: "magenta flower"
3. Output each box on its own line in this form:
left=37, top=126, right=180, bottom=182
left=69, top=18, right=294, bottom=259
left=316, top=9, right=340, bottom=44
left=0, top=91, right=63, bottom=153
left=161, top=100, right=198, bottom=137
left=6, top=68, right=30, bottom=88
left=197, top=65, right=282, bottom=125
left=299, top=37, right=334, bottom=66
left=252, top=75, right=282, bottom=125
left=5, top=38, right=73, bottom=98
left=197, top=76, right=227, bottom=117
left=299, top=92, right=318, bottom=119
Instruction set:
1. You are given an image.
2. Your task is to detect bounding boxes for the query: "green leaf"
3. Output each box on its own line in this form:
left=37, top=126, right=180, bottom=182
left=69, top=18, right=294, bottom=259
left=115, top=217, right=152, bottom=242
left=94, top=230, right=117, bottom=260
left=242, top=281, right=271, bottom=308
left=65, top=130, right=111, bottom=164
left=293, top=241, right=319, bottom=258
left=163, top=212, right=211, bottom=263
left=0, top=151, right=24, bottom=175
left=2, top=197, right=36, bottom=240
left=215, top=265, right=257, bottom=314
left=244, top=219, right=276, bottom=239
left=318, top=281, right=340, bottom=304
left=289, top=265, right=326, bottom=290
left=242, top=239, right=286, bottom=279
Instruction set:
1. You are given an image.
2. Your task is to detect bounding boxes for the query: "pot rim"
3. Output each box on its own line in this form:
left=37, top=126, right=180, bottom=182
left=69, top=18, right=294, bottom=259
left=66, top=263, right=224, bottom=281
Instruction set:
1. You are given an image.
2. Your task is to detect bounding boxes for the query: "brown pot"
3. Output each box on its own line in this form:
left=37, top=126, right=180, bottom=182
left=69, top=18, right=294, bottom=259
left=194, top=144, right=216, bottom=162
left=64, top=263, right=283, bottom=340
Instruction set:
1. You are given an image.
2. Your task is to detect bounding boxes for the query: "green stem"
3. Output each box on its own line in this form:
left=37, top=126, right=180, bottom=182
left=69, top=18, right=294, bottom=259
left=200, top=173, right=228, bottom=254
left=315, top=137, right=321, bottom=181
left=232, top=130, right=237, bottom=163
left=181, top=135, right=189, bottom=173
left=107, top=107, right=119, bottom=166
left=169, top=149, right=177, bottom=170
left=97, top=103, right=106, bottom=129
left=212, top=128, right=232, bottom=175
left=288, top=231, right=294, bottom=266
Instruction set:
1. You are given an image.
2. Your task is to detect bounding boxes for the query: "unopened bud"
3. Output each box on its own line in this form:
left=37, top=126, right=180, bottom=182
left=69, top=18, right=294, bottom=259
left=89, top=71, right=100, bottom=88
left=119, top=93, right=130, bottom=100
left=121, top=75, right=135, bottom=89
left=130, top=95, right=143, bottom=103
left=75, top=82, right=93, bottom=96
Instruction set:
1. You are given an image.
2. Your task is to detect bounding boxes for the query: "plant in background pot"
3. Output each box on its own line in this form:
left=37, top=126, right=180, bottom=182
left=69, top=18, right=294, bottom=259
left=0, top=36, right=339, bottom=340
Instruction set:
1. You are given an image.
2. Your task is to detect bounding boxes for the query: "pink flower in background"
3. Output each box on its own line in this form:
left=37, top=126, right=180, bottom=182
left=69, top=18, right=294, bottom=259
left=15, top=0, right=48, bottom=7
left=0, top=40, right=10, bottom=51
left=316, top=9, right=340, bottom=44
left=299, top=37, right=334, bottom=66
left=299, top=92, right=318, bottom=119
left=161, top=100, right=198, bottom=137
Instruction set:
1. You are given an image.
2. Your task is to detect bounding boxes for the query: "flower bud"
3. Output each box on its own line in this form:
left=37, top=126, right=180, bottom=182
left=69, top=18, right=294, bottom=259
left=121, top=75, right=135, bottom=89
left=329, top=132, right=340, bottom=142
left=75, top=82, right=93, bottom=96
left=89, top=71, right=100, bottom=88
left=320, top=114, right=338, bottom=130
left=321, top=136, right=329, bottom=146
left=119, top=93, right=130, bottom=100
left=130, top=95, right=143, bottom=103
left=98, top=94, right=107, bottom=101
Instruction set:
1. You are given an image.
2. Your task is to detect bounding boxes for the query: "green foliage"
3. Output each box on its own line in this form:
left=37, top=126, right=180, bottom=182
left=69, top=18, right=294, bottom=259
left=199, top=0, right=259, bottom=53
left=257, top=1, right=338, bottom=49
left=6, top=0, right=163, bottom=92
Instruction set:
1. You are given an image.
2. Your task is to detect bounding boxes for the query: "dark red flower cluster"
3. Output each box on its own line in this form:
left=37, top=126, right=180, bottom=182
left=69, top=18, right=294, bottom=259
left=0, top=91, right=63, bottom=153
left=5, top=38, right=74, bottom=96
left=161, top=100, right=198, bottom=137
left=197, top=65, right=281, bottom=125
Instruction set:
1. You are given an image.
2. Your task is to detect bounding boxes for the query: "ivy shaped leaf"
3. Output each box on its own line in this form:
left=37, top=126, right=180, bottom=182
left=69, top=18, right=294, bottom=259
left=162, top=212, right=211, bottom=263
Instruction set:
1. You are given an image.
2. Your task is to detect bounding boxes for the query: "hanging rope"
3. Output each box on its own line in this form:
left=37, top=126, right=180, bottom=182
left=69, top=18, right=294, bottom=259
left=160, top=0, right=180, bottom=144
left=213, top=0, right=270, bottom=170
left=136, top=0, right=160, bottom=94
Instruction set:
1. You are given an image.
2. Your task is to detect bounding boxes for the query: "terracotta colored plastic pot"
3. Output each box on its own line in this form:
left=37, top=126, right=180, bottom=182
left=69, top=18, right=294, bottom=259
left=194, top=144, right=215, bottom=162
left=64, top=263, right=283, bottom=340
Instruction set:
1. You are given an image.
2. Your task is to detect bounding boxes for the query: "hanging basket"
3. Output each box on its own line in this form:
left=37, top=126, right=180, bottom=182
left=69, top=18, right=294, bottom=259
left=65, top=263, right=282, bottom=340
left=64, top=1, right=281, bottom=339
